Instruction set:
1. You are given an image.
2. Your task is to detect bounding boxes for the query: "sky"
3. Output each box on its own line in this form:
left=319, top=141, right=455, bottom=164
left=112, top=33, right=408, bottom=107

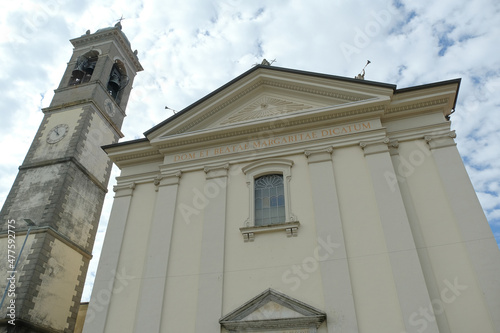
left=0, top=0, right=499, bottom=302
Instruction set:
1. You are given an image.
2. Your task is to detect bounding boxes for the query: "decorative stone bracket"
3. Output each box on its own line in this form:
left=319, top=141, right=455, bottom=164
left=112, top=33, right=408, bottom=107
left=240, top=221, right=300, bottom=242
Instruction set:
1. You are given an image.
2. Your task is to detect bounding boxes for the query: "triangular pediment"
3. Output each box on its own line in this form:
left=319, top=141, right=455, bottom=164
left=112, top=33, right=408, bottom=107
left=214, top=94, right=316, bottom=127
left=146, top=66, right=394, bottom=143
left=240, top=300, right=305, bottom=321
left=219, top=288, right=326, bottom=331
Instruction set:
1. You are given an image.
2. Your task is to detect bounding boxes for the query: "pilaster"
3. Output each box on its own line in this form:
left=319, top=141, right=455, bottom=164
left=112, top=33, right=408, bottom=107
left=304, top=147, right=359, bottom=332
left=134, top=171, right=182, bottom=333
left=360, top=138, right=439, bottom=333
left=426, top=132, right=500, bottom=332
left=82, top=182, right=135, bottom=333
left=389, top=139, right=452, bottom=333
left=195, top=163, right=229, bottom=333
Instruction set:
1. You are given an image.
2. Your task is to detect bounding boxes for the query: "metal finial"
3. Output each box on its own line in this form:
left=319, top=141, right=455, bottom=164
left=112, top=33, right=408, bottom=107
left=254, top=58, right=277, bottom=67
left=115, top=15, right=125, bottom=29
left=165, top=106, right=177, bottom=114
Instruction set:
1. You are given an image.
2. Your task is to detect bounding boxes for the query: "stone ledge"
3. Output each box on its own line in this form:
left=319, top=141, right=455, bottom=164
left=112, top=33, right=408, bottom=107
left=240, top=221, right=300, bottom=242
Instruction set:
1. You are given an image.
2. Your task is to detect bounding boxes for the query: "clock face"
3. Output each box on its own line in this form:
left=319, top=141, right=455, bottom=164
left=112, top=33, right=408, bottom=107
left=47, top=124, right=69, bottom=144
left=104, top=98, right=116, bottom=117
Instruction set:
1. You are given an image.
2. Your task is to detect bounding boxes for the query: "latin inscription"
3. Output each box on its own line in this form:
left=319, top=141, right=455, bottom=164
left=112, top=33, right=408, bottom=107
left=171, top=120, right=373, bottom=163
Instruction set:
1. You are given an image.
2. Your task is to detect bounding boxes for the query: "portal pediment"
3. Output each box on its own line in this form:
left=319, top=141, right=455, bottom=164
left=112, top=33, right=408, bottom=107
left=219, top=288, right=326, bottom=332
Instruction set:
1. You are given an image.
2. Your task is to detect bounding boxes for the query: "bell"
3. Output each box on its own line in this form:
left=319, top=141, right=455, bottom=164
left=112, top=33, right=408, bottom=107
left=70, top=69, right=85, bottom=84
left=108, top=75, right=121, bottom=91
left=84, top=59, right=96, bottom=75
left=108, top=66, right=122, bottom=97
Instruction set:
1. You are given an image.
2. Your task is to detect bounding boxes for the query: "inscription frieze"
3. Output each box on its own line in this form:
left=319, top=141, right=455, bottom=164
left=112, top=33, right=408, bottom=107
left=167, top=120, right=376, bottom=163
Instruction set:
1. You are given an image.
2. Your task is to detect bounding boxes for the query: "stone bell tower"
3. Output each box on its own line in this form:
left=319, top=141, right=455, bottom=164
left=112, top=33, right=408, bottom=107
left=0, top=22, right=142, bottom=332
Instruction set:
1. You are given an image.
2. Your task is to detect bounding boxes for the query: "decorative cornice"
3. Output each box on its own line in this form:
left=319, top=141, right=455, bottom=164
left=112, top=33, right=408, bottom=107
left=263, top=79, right=363, bottom=101
left=113, top=149, right=162, bottom=163
left=386, top=98, right=449, bottom=114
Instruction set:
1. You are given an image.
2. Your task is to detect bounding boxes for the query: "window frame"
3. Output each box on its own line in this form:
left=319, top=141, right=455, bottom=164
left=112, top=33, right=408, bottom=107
left=254, top=173, right=286, bottom=226
left=240, top=158, right=299, bottom=241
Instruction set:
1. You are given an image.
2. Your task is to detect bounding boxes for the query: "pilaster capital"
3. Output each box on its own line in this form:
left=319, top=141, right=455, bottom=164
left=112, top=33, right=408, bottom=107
left=424, top=131, right=457, bottom=150
left=154, top=170, right=182, bottom=191
left=304, top=147, right=334, bottom=164
left=388, top=139, right=400, bottom=156
left=113, top=182, right=136, bottom=197
left=204, top=163, right=229, bottom=179
left=360, top=137, right=390, bottom=156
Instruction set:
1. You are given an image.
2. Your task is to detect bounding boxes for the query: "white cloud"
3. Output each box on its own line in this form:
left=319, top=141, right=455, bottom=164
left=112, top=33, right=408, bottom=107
left=1, top=0, right=499, bottom=302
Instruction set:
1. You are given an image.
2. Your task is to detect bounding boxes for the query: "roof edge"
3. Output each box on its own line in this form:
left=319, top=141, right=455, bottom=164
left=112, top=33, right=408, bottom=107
left=102, top=137, right=149, bottom=152
left=395, top=78, right=461, bottom=109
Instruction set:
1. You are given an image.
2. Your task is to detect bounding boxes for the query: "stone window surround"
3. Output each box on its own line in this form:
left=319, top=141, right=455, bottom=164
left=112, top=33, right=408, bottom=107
left=241, top=158, right=299, bottom=241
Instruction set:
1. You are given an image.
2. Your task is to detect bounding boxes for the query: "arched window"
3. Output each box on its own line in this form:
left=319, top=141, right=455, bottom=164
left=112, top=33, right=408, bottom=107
left=107, top=60, right=128, bottom=103
left=254, top=174, right=285, bottom=226
left=69, top=51, right=98, bottom=86
left=240, top=159, right=299, bottom=241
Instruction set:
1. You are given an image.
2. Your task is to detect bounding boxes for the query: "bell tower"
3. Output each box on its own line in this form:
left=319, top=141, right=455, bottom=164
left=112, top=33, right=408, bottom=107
left=0, top=22, right=142, bottom=332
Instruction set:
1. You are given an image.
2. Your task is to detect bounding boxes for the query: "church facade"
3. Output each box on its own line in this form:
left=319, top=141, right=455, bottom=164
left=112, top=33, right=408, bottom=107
left=84, top=61, right=500, bottom=332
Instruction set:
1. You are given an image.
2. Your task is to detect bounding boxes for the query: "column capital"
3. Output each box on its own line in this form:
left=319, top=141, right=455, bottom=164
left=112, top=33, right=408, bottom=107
left=113, top=182, right=136, bottom=197
left=204, top=163, right=229, bottom=179
left=388, top=139, right=400, bottom=156
left=154, top=170, right=182, bottom=191
left=425, top=131, right=456, bottom=150
left=304, top=147, right=333, bottom=164
left=360, top=137, right=390, bottom=156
